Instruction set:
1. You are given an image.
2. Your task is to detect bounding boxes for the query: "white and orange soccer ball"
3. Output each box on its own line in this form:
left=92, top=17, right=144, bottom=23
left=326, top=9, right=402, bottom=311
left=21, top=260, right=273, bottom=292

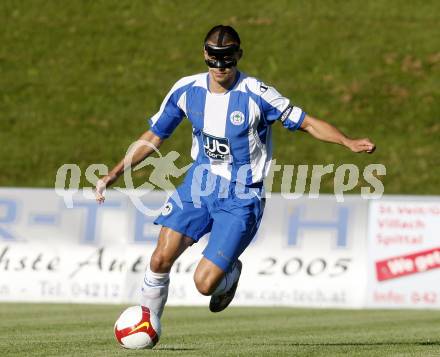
left=114, top=306, right=161, bottom=349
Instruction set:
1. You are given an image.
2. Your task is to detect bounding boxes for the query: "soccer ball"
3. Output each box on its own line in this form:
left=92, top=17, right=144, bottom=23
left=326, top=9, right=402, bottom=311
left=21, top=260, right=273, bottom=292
left=114, top=306, right=161, bottom=349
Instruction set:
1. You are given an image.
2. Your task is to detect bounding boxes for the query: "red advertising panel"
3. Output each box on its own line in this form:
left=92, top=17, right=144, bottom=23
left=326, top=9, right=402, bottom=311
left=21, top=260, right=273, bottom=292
left=368, top=199, right=440, bottom=308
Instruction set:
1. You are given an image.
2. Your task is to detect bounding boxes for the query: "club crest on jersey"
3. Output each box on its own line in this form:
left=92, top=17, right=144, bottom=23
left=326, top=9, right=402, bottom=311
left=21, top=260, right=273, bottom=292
left=229, top=111, right=245, bottom=126
left=202, top=132, right=230, bottom=161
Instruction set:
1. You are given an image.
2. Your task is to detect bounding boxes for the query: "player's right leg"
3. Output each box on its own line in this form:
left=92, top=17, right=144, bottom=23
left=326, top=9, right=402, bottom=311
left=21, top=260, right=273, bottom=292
left=140, top=226, right=194, bottom=318
left=141, top=177, right=212, bottom=317
left=142, top=164, right=213, bottom=316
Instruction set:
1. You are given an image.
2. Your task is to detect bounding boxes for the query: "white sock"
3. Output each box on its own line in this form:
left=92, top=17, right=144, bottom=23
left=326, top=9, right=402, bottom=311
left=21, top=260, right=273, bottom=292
left=140, top=267, right=170, bottom=318
left=212, top=263, right=240, bottom=296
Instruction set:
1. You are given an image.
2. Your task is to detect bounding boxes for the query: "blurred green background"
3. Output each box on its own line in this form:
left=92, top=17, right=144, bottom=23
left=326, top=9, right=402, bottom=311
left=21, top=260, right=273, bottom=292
left=1, top=0, right=439, bottom=193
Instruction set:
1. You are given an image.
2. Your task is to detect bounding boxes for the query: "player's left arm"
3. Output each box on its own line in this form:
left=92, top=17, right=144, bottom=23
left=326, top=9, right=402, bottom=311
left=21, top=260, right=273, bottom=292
left=299, top=114, right=376, bottom=153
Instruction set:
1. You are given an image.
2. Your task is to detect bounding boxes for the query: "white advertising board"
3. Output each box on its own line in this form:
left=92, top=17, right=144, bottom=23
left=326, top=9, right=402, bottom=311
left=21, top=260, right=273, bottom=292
left=367, top=198, right=440, bottom=308
left=234, top=196, right=368, bottom=307
left=0, top=189, right=368, bottom=308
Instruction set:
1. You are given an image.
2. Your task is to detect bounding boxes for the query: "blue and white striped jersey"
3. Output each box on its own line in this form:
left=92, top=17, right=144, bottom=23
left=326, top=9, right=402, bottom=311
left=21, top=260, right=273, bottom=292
left=148, top=72, right=305, bottom=185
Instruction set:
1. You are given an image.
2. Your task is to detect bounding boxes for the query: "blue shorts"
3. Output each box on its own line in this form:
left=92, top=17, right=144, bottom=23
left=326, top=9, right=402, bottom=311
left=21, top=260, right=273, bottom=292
left=154, top=164, right=265, bottom=272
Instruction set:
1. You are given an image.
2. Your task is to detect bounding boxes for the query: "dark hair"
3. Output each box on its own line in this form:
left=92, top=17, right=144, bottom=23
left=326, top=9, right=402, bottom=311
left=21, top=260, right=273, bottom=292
left=204, top=25, right=241, bottom=46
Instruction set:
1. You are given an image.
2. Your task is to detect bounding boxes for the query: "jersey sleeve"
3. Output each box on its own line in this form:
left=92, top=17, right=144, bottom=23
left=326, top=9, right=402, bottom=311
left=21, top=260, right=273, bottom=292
left=148, top=78, right=194, bottom=139
left=259, top=83, right=306, bottom=131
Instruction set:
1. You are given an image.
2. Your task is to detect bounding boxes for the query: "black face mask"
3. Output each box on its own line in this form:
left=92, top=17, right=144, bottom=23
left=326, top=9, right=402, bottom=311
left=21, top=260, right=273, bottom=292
left=204, top=43, right=240, bottom=69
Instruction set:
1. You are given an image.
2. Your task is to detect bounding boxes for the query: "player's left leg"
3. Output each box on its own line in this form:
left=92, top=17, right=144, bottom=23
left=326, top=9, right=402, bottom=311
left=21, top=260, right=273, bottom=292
left=193, top=194, right=265, bottom=312
left=193, top=257, right=241, bottom=296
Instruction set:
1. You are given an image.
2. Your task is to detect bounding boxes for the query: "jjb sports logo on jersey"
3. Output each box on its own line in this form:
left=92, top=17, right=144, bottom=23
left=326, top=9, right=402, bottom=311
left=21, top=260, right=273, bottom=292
left=202, top=132, right=230, bottom=161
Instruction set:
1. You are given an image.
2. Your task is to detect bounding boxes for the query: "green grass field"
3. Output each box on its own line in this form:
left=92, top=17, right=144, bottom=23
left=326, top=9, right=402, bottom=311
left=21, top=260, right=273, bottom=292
left=0, top=304, right=439, bottom=356
left=1, top=0, right=439, bottom=193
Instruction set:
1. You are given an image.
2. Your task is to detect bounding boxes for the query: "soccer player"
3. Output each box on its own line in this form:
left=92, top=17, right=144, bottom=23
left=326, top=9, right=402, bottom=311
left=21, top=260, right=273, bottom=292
left=95, top=25, right=375, bottom=317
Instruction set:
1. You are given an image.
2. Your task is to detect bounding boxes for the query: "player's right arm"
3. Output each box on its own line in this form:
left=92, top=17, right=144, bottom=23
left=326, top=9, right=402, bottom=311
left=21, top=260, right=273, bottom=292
left=95, top=76, right=194, bottom=203
left=95, top=130, right=163, bottom=203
